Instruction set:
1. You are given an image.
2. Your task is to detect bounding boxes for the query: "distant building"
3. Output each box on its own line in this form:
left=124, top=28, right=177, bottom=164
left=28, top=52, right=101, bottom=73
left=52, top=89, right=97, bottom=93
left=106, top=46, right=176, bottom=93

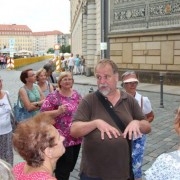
left=0, top=24, right=33, bottom=52
left=32, top=30, right=63, bottom=53
left=70, top=0, right=101, bottom=69
left=70, top=0, right=180, bottom=85
left=0, top=24, right=70, bottom=55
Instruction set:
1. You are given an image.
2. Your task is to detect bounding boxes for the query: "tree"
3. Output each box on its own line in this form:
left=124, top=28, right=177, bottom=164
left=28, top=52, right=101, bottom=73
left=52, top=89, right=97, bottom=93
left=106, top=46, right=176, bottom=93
left=60, top=45, right=71, bottom=53
left=66, top=45, right=71, bottom=53
left=47, top=48, right=54, bottom=53
left=60, top=45, right=66, bottom=53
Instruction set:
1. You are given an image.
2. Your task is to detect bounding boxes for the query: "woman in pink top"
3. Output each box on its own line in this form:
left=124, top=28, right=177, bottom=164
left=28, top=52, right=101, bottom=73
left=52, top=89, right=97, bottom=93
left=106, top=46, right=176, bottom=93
left=40, top=71, right=82, bottom=180
left=13, top=112, right=65, bottom=180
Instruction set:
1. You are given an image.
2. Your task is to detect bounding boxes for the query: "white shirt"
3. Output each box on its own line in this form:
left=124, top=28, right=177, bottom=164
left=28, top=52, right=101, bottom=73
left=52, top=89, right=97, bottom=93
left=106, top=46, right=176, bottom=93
left=135, top=92, right=152, bottom=115
left=145, top=150, right=180, bottom=180
left=0, top=91, right=12, bottom=135
left=68, top=56, right=75, bottom=66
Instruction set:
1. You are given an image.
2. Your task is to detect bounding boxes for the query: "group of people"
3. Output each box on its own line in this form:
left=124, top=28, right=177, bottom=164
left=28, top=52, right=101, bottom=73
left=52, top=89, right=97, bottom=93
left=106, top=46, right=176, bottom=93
left=0, top=59, right=180, bottom=180
left=61, top=53, right=85, bottom=75
left=0, top=60, right=82, bottom=179
left=0, top=54, right=7, bottom=69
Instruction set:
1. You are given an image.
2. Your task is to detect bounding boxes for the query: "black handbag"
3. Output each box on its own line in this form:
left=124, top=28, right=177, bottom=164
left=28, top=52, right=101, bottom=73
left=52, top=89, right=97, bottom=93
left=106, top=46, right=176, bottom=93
left=95, top=91, right=134, bottom=180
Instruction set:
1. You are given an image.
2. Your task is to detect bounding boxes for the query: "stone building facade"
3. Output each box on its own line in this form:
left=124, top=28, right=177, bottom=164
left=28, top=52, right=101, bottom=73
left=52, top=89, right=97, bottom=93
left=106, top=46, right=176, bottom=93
left=70, top=0, right=101, bottom=69
left=70, top=0, right=180, bottom=84
left=0, top=24, right=70, bottom=55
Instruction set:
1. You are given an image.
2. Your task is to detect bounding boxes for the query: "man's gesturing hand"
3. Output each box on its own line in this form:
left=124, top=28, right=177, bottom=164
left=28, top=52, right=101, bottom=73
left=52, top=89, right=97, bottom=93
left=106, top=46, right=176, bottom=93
left=95, top=119, right=121, bottom=140
left=123, top=120, right=142, bottom=140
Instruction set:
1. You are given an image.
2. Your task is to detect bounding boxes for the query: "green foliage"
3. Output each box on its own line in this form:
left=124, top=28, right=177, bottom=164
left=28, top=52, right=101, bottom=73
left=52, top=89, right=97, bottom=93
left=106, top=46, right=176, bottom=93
left=46, top=45, right=71, bottom=54
left=66, top=45, right=71, bottom=53
left=60, top=45, right=66, bottom=53
left=47, top=48, right=54, bottom=53
left=60, top=45, right=71, bottom=53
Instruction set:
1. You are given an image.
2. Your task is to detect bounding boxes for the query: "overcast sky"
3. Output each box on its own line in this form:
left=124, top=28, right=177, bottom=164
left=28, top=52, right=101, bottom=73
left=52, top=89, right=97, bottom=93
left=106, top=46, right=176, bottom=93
left=0, top=0, right=70, bottom=33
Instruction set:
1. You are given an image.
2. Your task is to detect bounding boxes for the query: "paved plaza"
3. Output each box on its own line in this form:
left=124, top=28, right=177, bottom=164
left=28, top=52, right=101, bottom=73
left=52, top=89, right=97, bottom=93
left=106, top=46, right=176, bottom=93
left=0, top=60, right=179, bottom=180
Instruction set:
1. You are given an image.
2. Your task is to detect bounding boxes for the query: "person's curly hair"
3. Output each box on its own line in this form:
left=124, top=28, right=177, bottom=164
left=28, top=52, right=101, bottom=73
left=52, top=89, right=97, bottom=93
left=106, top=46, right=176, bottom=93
left=13, top=112, right=56, bottom=167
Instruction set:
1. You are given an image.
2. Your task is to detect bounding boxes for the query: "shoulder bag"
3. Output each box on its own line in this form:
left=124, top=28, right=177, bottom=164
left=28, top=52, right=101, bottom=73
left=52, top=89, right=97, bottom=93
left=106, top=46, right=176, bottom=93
left=95, top=90, right=134, bottom=180
left=13, top=88, right=34, bottom=122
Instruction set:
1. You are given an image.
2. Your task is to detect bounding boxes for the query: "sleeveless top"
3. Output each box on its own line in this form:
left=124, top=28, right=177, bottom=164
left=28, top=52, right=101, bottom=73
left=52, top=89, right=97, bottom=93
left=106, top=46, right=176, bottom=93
left=13, top=162, right=57, bottom=180
left=20, top=84, right=41, bottom=115
left=43, top=81, right=51, bottom=97
left=0, top=91, right=12, bottom=135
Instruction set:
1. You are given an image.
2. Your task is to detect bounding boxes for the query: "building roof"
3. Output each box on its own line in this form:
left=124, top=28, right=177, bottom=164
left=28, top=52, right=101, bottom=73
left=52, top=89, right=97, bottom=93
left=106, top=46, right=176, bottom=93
left=33, top=30, right=63, bottom=36
left=0, top=24, right=32, bottom=32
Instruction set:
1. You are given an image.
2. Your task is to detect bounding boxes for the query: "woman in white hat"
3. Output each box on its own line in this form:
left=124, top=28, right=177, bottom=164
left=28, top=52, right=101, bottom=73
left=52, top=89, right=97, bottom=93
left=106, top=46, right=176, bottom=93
left=121, top=71, right=154, bottom=180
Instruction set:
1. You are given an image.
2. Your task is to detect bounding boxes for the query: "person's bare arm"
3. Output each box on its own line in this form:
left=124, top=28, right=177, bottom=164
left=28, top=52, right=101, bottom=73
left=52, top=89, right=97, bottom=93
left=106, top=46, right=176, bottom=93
left=146, top=111, right=154, bottom=123
left=35, top=86, right=45, bottom=106
left=45, top=105, right=66, bottom=118
left=70, top=119, right=121, bottom=140
left=19, top=88, right=38, bottom=111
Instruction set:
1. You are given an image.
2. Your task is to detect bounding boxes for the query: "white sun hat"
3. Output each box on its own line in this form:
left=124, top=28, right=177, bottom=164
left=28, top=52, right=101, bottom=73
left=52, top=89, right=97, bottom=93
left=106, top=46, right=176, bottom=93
left=122, top=71, right=139, bottom=83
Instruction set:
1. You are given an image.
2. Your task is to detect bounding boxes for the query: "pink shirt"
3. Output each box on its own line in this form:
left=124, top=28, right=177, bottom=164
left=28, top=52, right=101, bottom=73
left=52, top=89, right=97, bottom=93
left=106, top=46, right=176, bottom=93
left=13, top=162, right=56, bottom=180
left=40, top=89, right=82, bottom=147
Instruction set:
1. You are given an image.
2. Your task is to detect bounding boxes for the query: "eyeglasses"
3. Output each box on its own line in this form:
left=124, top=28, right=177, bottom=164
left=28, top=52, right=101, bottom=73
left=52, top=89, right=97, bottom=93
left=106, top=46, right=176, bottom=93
left=124, top=81, right=138, bottom=85
left=28, top=73, right=35, bottom=77
left=61, top=78, right=73, bottom=82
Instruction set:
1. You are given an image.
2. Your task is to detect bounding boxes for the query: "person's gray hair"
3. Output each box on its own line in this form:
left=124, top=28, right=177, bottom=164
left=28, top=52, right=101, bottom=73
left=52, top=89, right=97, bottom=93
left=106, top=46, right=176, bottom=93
left=43, top=63, right=55, bottom=73
left=95, top=59, right=119, bottom=74
left=0, top=159, right=14, bottom=180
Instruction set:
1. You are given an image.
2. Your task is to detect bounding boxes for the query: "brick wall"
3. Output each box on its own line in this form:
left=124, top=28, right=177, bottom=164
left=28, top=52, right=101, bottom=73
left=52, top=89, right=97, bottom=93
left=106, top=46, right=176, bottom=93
left=109, top=31, right=180, bottom=85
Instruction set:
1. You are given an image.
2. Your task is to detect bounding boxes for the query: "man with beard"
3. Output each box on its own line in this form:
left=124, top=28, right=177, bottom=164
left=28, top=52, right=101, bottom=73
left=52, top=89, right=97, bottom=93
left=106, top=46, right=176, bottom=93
left=70, top=59, right=151, bottom=180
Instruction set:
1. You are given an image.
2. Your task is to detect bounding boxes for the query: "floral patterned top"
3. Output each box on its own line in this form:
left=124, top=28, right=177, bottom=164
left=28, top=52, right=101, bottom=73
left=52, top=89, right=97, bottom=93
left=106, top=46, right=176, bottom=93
left=40, top=89, right=82, bottom=147
left=144, top=150, right=180, bottom=180
left=13, top=162, right=56, bottom=180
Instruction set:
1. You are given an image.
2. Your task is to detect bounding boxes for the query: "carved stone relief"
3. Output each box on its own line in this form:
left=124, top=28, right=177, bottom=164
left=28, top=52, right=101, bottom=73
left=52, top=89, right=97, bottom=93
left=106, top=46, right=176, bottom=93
left=82, top=0, right=87, bottom=15
left=110, top=0, right=180, bottom=33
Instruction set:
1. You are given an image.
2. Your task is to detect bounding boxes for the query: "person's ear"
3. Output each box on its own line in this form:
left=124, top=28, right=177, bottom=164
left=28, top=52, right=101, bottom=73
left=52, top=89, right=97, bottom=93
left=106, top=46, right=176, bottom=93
left=114, top=73, right=119, bottom=82
left=44, top=147, right=53, bottom=158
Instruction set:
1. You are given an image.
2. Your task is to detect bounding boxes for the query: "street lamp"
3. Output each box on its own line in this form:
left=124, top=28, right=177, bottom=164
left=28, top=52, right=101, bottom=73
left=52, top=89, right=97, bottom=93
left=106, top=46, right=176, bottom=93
left=101, top=0, right=109, bottom=59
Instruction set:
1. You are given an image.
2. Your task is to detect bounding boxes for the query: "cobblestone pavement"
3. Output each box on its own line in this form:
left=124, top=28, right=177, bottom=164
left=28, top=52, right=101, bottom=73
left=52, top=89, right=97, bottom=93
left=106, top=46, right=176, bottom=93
left=0, top=60, right=179, bottom=180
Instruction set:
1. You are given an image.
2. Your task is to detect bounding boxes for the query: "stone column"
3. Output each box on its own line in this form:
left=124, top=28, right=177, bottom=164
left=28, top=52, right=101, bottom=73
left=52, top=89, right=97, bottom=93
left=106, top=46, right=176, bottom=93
left=82, top=1, right=87, bottom=60
left=86, top=0, right=96, bottom=68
